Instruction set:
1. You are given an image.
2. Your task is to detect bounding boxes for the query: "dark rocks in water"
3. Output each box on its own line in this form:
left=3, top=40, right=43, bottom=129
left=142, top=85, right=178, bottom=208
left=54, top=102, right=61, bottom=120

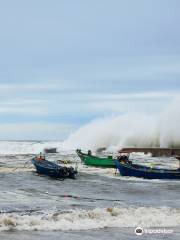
left=44, top=148, right=57, bottom=154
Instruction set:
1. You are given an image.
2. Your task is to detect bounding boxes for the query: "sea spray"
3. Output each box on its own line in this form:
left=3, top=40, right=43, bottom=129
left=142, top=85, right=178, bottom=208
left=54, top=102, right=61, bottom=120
left=61, top=115, right=158, bottom=151
left=159, top=98, right=180, bottom=147
left=61, top=98, right=180, bottom=151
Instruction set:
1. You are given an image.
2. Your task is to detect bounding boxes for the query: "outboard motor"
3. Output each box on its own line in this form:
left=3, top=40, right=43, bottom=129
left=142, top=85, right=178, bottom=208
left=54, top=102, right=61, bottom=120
left=117, top=154, right=131, bottom=165
left=67, top=166, right=78, bottom=179
left=59, top=167, right=69, bottom=178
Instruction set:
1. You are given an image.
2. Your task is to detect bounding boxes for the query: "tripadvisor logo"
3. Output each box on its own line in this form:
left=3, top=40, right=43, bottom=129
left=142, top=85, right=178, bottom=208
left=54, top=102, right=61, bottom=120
left=135, top=227, right=144, bottom=236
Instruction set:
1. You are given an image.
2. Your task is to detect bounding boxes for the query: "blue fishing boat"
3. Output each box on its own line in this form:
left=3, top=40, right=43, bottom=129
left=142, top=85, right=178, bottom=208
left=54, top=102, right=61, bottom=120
left=31, top=156, right=77, bottom=179
left=115, top=156, right=180, bottom=180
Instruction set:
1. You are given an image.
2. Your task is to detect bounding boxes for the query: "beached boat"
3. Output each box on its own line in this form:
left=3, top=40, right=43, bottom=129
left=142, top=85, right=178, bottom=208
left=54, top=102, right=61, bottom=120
left=31, top=156, right=77, bottom=179
left=114, top=157, right=180, bottom=180
left=76, top=149, right=115, bottom=168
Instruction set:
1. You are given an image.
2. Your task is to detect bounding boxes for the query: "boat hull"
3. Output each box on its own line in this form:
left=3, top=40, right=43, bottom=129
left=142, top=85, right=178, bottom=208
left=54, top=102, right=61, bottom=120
left=77, top=151, right=115, bottom=168
left=114, top=160, right=180, bottom=180
left=44, top=148, right=57, bottom=154
left=31, top=158, right=77, bottom=179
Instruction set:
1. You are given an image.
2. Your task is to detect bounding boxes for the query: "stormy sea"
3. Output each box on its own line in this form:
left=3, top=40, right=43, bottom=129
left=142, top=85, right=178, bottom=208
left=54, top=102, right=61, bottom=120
left=0, top=141, right=180, bottom=240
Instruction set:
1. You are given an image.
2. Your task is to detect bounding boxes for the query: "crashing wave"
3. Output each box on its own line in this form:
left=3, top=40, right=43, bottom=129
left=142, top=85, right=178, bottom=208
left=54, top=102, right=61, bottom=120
left=0, top=207, right=179, bottom=231
left=62, top=98, right=180, bottom=151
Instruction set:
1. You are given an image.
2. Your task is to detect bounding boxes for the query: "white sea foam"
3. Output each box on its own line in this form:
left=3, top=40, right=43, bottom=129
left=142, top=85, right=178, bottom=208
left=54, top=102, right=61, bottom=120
left=0, top=207, right=179, bottom=231
left=61, top=98, right=180, bottom=151
left=0, top=141, right=61, bottom=155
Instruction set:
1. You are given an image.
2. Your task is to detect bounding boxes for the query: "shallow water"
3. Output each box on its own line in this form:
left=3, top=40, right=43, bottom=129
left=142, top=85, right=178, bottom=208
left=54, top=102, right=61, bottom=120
left=0, top=141, right=180, bottom=239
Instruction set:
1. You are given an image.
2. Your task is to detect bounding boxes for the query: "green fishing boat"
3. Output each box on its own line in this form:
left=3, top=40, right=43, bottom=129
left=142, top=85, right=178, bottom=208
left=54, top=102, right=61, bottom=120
left=76, top=149, right=115, bottom=168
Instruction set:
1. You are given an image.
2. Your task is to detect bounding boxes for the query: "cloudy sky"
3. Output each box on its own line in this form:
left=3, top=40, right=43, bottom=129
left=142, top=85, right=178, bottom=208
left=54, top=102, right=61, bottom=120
left=0, top=0, right=180, bottom=140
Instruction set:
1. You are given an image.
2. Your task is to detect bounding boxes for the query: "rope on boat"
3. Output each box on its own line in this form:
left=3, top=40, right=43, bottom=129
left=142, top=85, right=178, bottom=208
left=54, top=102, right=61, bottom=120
left=59, top=160, right=70, bottom=164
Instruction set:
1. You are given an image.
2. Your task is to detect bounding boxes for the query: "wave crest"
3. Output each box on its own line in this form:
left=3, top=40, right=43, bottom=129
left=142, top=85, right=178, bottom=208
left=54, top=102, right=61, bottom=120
left=0, top=207, right=180, bottom=231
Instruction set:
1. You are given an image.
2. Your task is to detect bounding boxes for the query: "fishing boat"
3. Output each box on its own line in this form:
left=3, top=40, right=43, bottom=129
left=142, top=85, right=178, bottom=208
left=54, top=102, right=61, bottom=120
left=76, top=149, right=115, bottom=168
left=31, top=156, right=77, bottom=179
left=114, top=155, right=180, bottom=180
left=44, top=148, right=57, bottom=154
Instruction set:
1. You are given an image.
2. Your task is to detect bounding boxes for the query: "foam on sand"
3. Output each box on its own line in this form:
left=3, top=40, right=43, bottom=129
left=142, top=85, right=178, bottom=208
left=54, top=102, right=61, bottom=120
left=0, top=207, right=179, bottom=231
